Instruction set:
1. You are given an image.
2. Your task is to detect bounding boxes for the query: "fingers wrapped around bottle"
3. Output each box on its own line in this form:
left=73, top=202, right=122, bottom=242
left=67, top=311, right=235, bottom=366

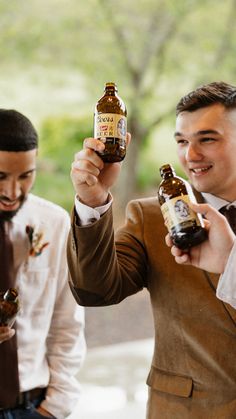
left=0, top=326, right=15, bottom=343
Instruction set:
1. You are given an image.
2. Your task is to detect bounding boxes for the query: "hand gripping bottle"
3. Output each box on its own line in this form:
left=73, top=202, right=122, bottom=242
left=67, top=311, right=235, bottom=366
left=0, top=288, right=19, bottom=327
left=158, top=163, right=207, bottom=249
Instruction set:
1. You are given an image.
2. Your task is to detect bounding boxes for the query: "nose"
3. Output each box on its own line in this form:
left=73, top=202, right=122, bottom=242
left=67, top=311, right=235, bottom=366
left=2, top=180, right=21, bottom=201
left=185, top=143, right=203, bottom=162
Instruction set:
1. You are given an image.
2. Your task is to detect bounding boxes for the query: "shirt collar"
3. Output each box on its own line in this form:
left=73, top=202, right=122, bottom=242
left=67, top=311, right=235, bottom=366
left=202, top=193, right=236, bottom=211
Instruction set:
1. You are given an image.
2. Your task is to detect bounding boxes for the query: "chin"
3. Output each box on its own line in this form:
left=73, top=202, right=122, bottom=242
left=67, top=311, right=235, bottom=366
left=0, top=209, right=20, bottom=221
left=190, top=179, right=209, bottom=192
left=0, top=198, right=26, bottom=221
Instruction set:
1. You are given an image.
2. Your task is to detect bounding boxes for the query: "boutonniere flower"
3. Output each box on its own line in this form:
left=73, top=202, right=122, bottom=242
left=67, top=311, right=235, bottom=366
left=26, top=225, right=49, bottom=257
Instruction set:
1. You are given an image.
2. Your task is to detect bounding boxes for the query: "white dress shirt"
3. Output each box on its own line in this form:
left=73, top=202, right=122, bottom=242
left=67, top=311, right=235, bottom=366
left=11, top=194, right=86, bottom=419
left=217, top=241, right=236, bottom=309
left=75, top=192, right=236, bottom=310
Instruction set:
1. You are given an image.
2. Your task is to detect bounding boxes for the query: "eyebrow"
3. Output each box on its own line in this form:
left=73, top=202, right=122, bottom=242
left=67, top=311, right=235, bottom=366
left=174, top=129, right=220, bottom=138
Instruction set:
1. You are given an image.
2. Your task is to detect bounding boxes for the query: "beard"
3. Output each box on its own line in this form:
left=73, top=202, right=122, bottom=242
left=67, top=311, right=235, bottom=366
left=0, top=194, right=27, bottom=221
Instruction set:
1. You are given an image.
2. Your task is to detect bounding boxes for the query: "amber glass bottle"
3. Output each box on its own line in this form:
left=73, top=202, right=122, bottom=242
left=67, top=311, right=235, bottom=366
left=0, top=288, right=19, bottom=327
left=158, top=164, right=207, bottom=249
left=94, top=82, right=127, bottom=163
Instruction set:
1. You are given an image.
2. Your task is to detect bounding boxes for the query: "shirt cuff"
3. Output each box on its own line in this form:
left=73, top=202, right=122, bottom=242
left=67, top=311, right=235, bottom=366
left=216, top=239, right=236, bottom=309
left=74, top=194, right=113, bottom=226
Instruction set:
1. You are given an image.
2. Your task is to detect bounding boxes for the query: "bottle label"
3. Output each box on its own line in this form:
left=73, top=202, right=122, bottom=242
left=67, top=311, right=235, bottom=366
left=94, top=113, right=127, bottom=141
left=160, top=195, right=201, bottom=232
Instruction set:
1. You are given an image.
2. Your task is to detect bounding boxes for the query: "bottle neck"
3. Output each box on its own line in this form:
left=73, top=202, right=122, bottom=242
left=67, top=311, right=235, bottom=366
left=162, top=172, right=174, bottom=179
left=105, top=88, right=116, bottom=96
left=160, top=164, right=176, bottom=180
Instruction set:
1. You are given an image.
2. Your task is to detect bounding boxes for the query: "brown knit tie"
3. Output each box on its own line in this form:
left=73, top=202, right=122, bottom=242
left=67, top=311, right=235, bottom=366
left=0, top=221, right=20, bottom=408
left=219, top=204, right=236, bottom=234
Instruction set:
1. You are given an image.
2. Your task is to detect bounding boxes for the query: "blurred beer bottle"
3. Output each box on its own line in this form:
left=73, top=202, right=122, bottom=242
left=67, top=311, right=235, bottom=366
left=158, top=163, right=207, bottom=249
left=94, top=82, right=127, bottom=163
left=0, top=288, right=19, bottom=327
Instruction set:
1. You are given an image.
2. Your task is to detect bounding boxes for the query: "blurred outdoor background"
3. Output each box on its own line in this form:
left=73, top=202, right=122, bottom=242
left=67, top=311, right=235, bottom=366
left=1, top=0, right=236, bottom=416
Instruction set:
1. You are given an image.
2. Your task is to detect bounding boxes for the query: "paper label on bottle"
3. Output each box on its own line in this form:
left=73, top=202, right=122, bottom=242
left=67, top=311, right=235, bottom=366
left=160, top=194, right=201, bottom=232
left=94, top=113, right=127, bottom=141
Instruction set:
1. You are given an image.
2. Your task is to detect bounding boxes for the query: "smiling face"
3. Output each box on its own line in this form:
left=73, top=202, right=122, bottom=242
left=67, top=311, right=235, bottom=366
left=175, top=103, right=236, bottom=202
left=0, top=149, right=37, bottom=221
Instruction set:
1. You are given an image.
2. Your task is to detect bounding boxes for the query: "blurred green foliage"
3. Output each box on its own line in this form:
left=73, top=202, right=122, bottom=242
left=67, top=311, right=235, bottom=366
left=33, top=114, right=93, bottom=212
left=32, top=170, right=74, bottom=213
left=39, top=113, right=92, bottom=168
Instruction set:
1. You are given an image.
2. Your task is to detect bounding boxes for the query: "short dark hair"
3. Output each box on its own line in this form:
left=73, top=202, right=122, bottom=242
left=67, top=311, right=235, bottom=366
left=0, top=109, right=38, bottom=151
left=176, top=81, right=236, bottom=115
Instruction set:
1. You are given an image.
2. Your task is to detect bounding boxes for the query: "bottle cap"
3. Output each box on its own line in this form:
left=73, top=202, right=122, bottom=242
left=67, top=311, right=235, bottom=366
left=105, top=82, right=117, bottom=91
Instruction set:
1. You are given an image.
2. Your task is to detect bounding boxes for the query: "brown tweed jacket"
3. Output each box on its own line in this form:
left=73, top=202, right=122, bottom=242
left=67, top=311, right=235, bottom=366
left=67, top=196, right=236, bottom=419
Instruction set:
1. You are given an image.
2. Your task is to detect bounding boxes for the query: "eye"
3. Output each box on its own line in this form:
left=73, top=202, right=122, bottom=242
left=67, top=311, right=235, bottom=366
left=200, top=137, right=216, bottom=143
left=19, top=171, right=34, bottom=180
left=0, top=173, right=7, bottom=180
left=176, top=139, right=188, bottom=145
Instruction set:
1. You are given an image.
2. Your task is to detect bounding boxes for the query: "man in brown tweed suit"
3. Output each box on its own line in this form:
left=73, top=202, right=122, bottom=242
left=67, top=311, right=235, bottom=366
left=67, top=81, right=236, bottom=418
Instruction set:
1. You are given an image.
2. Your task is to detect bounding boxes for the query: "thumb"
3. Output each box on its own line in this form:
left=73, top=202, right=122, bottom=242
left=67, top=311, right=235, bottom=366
left=9, top=328, right=16, bottom=338
left=189, top=202, right=225, bottom=223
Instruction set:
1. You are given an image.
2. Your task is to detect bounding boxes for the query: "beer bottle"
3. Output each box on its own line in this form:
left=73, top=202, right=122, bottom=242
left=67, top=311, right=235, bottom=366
left=158, top=164, right=207, bottom=249
left=0, top=288, right=19, bottom=327
left=94, top=82, right=127, bottom=163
